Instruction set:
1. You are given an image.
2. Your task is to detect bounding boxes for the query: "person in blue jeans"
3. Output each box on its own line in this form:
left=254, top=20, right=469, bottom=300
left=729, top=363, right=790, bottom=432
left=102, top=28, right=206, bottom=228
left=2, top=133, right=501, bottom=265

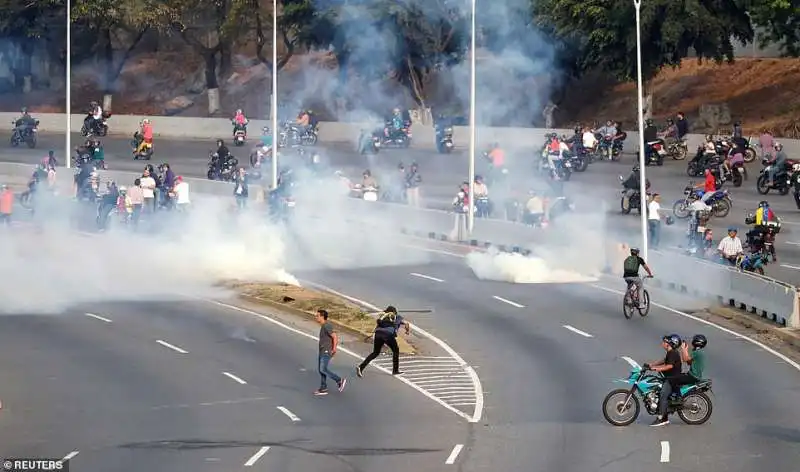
left=315, top=309, right=347, bottom=396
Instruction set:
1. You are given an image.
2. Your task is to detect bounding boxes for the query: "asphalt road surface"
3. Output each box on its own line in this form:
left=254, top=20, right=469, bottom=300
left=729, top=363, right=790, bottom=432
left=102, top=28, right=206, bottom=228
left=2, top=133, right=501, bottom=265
left=0, top=298, right=466, bottom=471
left=296, top=242, right=800, bottom=472
left=4, top=131, right=800, bottom=284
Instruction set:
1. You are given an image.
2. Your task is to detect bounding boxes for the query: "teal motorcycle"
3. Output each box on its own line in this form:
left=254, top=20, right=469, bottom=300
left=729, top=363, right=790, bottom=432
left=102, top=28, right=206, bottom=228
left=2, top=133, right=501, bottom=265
left=602, top=366, right=713, bottom=426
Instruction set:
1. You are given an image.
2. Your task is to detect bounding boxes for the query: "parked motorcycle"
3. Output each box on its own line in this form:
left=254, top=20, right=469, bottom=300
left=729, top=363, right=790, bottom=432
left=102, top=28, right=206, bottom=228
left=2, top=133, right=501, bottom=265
left=10, top=119, right=38, bottom=148
left=602, top=366, right=713, bottom=427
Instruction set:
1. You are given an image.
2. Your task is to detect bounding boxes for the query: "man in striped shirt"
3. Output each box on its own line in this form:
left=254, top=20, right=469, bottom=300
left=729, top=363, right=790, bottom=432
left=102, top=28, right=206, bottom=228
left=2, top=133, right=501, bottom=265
left=718, top=227, right=744, bottom=264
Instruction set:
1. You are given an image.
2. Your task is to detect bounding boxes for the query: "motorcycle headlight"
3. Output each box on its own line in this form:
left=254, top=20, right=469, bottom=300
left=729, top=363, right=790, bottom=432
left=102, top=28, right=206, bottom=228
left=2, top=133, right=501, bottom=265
left=445, top=127, right=453, bottom=133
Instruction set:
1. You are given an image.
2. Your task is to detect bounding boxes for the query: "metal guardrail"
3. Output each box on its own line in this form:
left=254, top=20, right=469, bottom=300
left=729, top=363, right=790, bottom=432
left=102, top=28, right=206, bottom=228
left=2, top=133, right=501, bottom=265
left=3, top=161, right=797, bottom=327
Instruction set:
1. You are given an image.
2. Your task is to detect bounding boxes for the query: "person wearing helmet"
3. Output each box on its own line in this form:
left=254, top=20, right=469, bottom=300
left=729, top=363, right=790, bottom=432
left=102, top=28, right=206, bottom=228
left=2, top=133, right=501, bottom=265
left=766, top=142, right=788, bottom=187
left=233, top=108, right=248, bottom=131
left=622, top=247, right=654, bottom=309
left=136, top=118, right=154, bottom=157
left=89, top=100, right=103, bottom=134
left=15, top=106, right=36, bottom=129
left=620, top=165, right=651, bottom=211
left=679, top=334, right=707, bottom=383
left=642, top=334, right=683, bottom=427
left=718, top=226, right=744, bottom=264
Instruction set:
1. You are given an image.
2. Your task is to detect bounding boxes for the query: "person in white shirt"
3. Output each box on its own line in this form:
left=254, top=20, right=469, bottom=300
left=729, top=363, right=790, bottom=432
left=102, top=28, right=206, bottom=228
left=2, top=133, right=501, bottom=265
left=718, top=227, right=744, bottom=264
left=582, top=127, right=598, bottom=151
left=473, top=176, right=488, bottom=197
left=524, top=191, right=545, bottom=226
left=648, top=193, right=663, bottom=248
left=140, top=168, right=156, bottom=213
left=174, top=175, right=190, bottom=211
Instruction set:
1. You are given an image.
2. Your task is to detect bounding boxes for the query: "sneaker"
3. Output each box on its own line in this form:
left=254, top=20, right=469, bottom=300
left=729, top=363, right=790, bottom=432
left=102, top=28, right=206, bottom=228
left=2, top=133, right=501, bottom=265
left=356, top=366, right=363, bottom=378
left=314, top=389, right=329, bottom=396
left=650, top=417, right=669, bottom=427
left=338, top=378, right=347, bottom=392
left=392, top=370, right=404, bottom=376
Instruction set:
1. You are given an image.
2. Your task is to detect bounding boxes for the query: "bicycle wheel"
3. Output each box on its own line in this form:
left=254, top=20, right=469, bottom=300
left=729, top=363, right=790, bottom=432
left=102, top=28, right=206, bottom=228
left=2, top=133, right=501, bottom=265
left=623, top=292, right=634, bottom=319
left=637, top=290, right=650, bottom=317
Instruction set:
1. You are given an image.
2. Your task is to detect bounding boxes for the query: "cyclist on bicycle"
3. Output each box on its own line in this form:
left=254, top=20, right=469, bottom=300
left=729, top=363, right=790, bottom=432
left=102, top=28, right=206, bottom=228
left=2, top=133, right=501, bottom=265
left=623, top=247, right=654, bottom=309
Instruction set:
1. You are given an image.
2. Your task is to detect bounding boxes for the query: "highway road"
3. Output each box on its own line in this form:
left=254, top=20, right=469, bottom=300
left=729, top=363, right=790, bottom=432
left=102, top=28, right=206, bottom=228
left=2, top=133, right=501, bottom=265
left=0, top=298, right=468, bottom=471
left=5, top=130, right=800, bottom=284
left=297, top=243, right=800, bottom=472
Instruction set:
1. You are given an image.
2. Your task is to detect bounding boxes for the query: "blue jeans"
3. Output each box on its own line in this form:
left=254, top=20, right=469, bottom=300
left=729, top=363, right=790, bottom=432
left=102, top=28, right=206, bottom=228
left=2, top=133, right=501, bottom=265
left=648, top=220, right=661, bottom=248
left=318, top=353, right=341, bottom=390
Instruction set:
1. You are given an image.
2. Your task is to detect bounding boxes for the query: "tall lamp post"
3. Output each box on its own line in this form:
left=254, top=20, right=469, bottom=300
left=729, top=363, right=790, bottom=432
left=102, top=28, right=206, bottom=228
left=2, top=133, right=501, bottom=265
left=66, top=0, right=71, bottom=169
left=633, top=0, right=648, bottom=259
left=270, top=0, right=279, bottom=189
left=466, top=0, right=477, bottom=234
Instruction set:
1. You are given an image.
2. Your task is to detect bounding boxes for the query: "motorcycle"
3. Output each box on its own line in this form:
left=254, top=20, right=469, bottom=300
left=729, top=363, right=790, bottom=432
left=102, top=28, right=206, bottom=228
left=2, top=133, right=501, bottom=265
left=618, top=176, right=648, bottom=214
left=672, top=184, right=732, bottom=219
left=131, top=131, right=153, bottom=160
left=81, top=112, right=111, bottom=137
left=552, top=158, right=572, bottom=181
left=644, top=141, right=665, bottom=166
left=756, top=158, right=796, bottom=195
left=10, top=120, right=39, bottom=148
left=568, top=149, right=589, bottom=172
left=232, top=122, right=247, bottom=146
left=350, top=183, right=379, bottom=202
left=595, top=134, right=621, bottom=162
left=380, top=124, right=412, bottom=148
left=278, top=121, right=318, bottom=148
left=666, top=139, right=688, bottom=160
left=602, top=366, right=713, bottom=427
left=207, top=153, right=237, bottom=181
left=435, top=124, right=454, bottom=154
left=357, top=129, right=382, bottom=155
left=736, top=252, right=768, bottom=275
left=727, top=161, right=747, bottom=187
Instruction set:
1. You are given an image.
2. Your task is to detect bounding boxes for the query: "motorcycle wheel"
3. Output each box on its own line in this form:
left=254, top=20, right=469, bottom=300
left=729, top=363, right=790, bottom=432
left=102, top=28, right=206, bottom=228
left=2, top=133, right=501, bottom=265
left=303, top=133, right=318, bottom=146
left=744, top=148, right=757, bottom=163
left=677, top=392, right=712, bottom=425
left=620, top=197, right=632, bottom=215
left=207, top=169, right=215, bottom=180
left=732, top=172, right=743, bottom=187
left=561, top=169, right=572, bottom=182
left=756, top=174, right=771, bottom=194
left=672, top=145, right=688, bottom=160
left=713, top=198, right=731, bottom=218
left=27, top=135, right=36, bottom=149
left=602, top=389, right=640, bottom=426
left=9, top=136, right=18, bottom=147
left=779, top=185, right=790, bottom=196
left=686, top=164, right=700, bottom=177
left=575, top=158, right=588, bottom=172
left=672, top=200, right=691, bottom=219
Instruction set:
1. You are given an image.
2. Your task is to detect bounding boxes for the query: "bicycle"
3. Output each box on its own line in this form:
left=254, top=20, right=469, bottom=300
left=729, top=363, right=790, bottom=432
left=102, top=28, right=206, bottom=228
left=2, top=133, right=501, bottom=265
left=623, top=275, right=652, bottom=319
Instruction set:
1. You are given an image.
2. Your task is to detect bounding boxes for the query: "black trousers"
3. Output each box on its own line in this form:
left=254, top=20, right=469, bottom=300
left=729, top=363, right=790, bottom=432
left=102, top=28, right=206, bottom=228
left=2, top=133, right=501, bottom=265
left=359, top=332, right=400, bottom=373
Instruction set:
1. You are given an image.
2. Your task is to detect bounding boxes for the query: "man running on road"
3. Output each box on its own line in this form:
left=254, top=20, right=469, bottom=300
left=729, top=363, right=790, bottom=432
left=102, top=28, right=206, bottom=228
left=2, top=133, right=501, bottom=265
left=357, top=306, right=411, bottom=377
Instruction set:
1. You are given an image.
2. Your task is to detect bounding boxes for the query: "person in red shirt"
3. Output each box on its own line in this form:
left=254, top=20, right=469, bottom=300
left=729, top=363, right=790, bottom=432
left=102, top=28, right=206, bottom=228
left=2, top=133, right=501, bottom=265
left=695, top=169, right=717, bottom=204
left=135, top=119, right=153, bottom=156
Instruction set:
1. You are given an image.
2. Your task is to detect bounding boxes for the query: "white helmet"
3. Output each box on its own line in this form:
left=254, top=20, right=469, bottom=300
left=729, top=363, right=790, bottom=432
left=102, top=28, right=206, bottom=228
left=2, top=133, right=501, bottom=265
left=119, top=185, right=127, bottom=192
left=142, top=118, right=150, bottom=124
left=791, top=163, right=800, bottom=172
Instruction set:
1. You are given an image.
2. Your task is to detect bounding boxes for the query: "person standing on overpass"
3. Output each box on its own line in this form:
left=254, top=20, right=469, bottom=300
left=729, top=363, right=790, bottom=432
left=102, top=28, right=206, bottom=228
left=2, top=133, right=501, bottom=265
left=356, top=306, right=411, bottom=377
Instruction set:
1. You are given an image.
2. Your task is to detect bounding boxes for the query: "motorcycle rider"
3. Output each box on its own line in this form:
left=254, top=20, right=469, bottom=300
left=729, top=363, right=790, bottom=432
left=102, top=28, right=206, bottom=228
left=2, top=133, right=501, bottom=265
left=581, top=126, right=598, bottom=153
left=643, top=334, right=684, bottom=427
left=87, top=100, right=103, bottom=135
left=211, top=139, right=233, bottom=175
left=678, top=335, right=707, bottom=384
left=695, top=168, right=717, bottom=205
left=452, top=181, right=470, bottom=214
left=623, top=247, right=654, bottom=309
left=766, top=142, right=788, bottom=187
left=746, top=201, right=778, bottom=260
left=642, top=118, right=663, bottom=160
left=232, top=109, right=248, bottom=135
left=385, top=107, right=407, bottom=141
left=598, top=120, right=617, bottom=139
left=662, top=118, right=679, bottom=147
left=621, top=165, right=650, bottom=211
left=544, top=133, right=565, bottom=174
left=486, top=142, right=505, bottom=170
left=792, top=162, right=800, bottom=209
left=732, top=120, right=746, bottom=149
left=14, top=107, right=36, bottom=133
left=135, top=118, right=154, bottom=156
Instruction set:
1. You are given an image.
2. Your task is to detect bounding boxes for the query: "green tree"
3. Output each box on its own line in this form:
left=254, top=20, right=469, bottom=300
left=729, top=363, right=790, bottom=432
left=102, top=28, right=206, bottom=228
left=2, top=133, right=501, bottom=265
left=533, top=0, right=755, bottom=81
left=0, top=0, right=66, bottom=91
left=750, top=0, right=800, bottom=56
left=71, top=0, right=175, bottom=107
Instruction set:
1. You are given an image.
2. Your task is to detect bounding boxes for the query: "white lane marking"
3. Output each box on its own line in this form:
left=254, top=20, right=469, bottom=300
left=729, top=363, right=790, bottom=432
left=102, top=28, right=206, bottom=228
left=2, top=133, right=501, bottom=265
left=244, top=446, right=271, bottom=467
left=222, top=372, right=247, bottom=385
left=62, top=451, right=80, bottom=461
left=785, top=241, right=800, bottom=245
left=621, top=356, right=641, bottom=369
left=445, top=444, right=464, bottom=465
left=563, top=325, right=593, bottom=338
left=276, top=406, right=301, bottom=422
left=85, top=313, right=112, bottom=323
left=592, top=283, right=800, bottom=372
left=660, top=441, right=670, bottom=463
left=780, top=263, right=800, bottom=270
left=300, top=281, right=485, bottom=424
left=411, top=272, right=445, bottom=283
left=156, top=339, right=189, bottom=354
left=492, top=295, right=525, bottom=308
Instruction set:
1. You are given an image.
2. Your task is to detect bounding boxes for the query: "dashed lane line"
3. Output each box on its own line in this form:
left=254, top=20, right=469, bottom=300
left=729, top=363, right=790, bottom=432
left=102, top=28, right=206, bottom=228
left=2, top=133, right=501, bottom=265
left=492, top=295, right=525, bottom=308
left=84, top=313, right=112, bottom=323
left=410, top=272, right=445, bottom=283
left=222, top=372, right=248, bottom=385
left=445, top=444, right=465, bottom=465
left=563, top=325, right=593, bottom=338
left=276, top=406, right=301, bottom=422
left=660, top=441, right=670, bottom=463
left=156, top=339, right=189, bottom=354
left=62, top=451, right=79, bottom=462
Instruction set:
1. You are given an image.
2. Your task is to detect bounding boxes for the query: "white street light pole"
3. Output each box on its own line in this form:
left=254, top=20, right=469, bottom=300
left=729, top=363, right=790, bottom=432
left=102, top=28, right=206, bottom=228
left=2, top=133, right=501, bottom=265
left=467, top=0, right=476, bottom=234
left=270, top=0, right=279, bottom=190
left=633, top=0, right=648, bottom=259
left=66, top=0, right=71, bottom=169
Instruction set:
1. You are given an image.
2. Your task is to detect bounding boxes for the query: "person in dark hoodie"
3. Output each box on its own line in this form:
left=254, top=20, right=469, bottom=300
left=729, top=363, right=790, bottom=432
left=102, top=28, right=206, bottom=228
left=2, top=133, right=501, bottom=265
left=97, top=181, right=119, bottom=230
left=159, top=162, right=176, bottom=210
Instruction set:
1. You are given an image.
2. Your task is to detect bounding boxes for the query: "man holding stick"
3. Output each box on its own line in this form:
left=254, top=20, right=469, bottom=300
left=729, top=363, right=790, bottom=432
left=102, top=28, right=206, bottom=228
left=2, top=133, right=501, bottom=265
left=356, top=306, right=411, bottom=377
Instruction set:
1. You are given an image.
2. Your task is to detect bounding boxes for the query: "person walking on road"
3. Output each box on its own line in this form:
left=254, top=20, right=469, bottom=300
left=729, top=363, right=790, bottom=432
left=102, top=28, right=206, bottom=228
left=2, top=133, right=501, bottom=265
left=357, top=305, right=411, bottom=377
left=315, top=309, right=347, bottom=396
left=0, top=185, right=14, bottom=226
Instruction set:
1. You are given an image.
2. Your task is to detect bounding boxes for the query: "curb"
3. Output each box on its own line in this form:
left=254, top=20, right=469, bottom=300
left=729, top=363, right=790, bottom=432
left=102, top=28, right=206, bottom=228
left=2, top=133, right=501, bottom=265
left=236, top=294, right=416, bottom=355
left=703, top=306, right=800, bottom=351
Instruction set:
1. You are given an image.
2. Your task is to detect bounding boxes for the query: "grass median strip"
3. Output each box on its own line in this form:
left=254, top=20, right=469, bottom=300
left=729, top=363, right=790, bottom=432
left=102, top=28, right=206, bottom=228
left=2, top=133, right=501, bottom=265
left=219, top=280, right=416, bottom=355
